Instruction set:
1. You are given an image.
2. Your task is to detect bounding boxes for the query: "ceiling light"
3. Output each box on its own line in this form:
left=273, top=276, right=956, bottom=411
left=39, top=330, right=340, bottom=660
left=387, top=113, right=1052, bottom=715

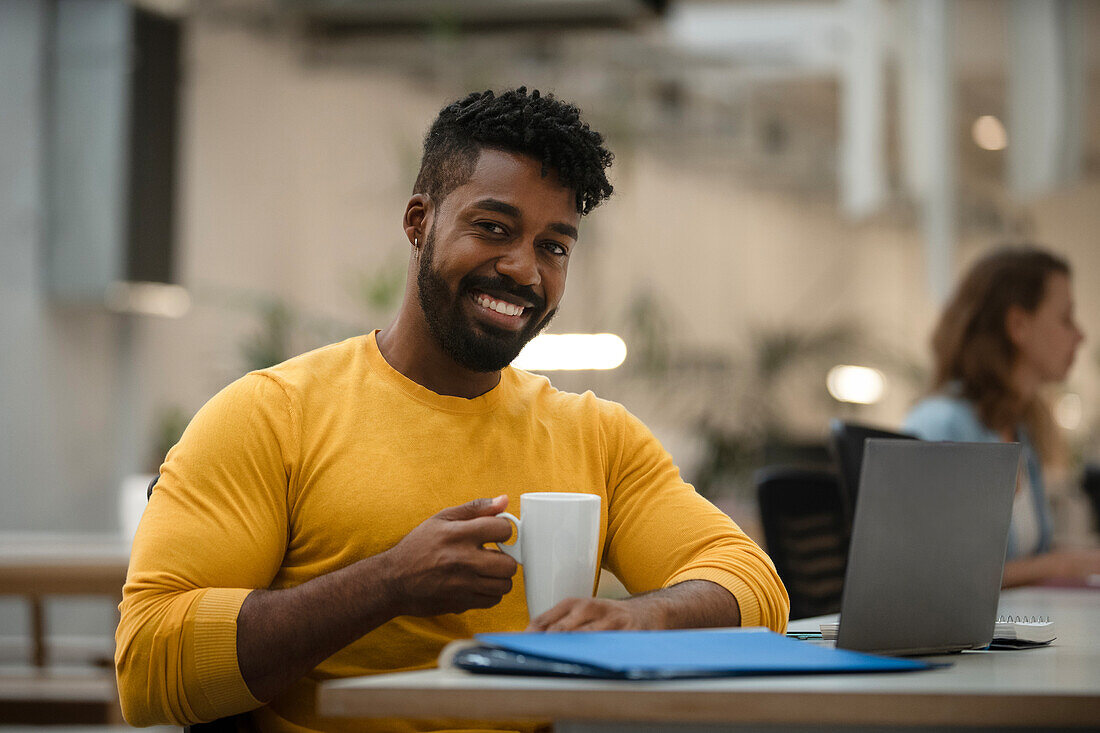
left=105, top=281, right=191, bottom=318
left=826, top=365, right=886, bottom=405
left=972, top=115, right=1007, bottom=151
left=1053, top=393, right=1083, bottom=430
left=512, top=333, right=627, bottom=371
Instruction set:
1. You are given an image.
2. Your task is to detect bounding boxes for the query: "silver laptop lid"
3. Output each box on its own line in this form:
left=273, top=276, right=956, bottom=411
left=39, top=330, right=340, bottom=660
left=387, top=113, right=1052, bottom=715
left=837, top=439, right=1021, bottom=656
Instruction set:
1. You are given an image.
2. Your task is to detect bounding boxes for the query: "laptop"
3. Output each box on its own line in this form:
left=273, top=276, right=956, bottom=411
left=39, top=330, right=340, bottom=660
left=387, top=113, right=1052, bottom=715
left=836, top=439, right=1021, bottom=655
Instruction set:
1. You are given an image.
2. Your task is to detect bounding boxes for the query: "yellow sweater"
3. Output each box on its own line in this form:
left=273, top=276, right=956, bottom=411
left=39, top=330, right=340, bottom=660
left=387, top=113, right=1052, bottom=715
left=116, top=332, right=788, bottom=731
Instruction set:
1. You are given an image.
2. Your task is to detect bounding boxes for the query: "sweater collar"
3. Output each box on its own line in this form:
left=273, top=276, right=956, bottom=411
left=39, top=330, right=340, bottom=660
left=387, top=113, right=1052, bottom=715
left=363, top=330, right=508, bottom=414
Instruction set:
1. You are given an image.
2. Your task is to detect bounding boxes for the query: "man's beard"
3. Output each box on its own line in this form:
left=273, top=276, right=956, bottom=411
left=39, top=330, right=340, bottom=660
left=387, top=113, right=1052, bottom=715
left=416, top=227, right=556, bottom=373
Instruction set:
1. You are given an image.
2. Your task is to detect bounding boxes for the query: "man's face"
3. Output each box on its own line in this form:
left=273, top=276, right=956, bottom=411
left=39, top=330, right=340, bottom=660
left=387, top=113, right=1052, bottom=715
left=416, top=149, right=580, bottom=372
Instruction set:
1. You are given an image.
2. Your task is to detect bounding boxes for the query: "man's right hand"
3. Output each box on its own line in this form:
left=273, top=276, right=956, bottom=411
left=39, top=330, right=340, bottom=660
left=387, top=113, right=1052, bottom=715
left=235, top=495, right=518, bottom=703
left=381, top=495, right=519, bottom=617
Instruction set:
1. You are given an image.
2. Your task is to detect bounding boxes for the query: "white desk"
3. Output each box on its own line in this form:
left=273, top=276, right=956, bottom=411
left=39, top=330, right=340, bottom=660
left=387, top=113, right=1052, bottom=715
left=0, top=533, right=130, bottom=667
left=0, top=533, right=131, bottom=594
left=0, top=533, right=129, bottom=723
left=318, top=588, right=1100, bottom=730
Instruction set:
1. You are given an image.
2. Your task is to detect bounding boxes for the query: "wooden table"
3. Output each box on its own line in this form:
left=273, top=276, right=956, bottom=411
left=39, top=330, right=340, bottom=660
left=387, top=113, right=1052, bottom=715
left=0, top=533, right=130, bottom=667
left=0, top=533, right=130, bottom=724
left=318, top=587, right=1100, bottom=730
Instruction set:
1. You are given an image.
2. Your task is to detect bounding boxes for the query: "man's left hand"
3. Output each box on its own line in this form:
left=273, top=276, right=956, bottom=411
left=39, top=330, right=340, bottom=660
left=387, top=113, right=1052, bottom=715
left=526, top=597, right=664, bottom=632
left=524, top=580, right=741, bottom=632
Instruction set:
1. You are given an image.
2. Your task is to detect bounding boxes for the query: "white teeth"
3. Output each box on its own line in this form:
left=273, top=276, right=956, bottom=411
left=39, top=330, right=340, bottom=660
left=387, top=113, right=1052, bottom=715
left=476, top=294, right=524, bottom=317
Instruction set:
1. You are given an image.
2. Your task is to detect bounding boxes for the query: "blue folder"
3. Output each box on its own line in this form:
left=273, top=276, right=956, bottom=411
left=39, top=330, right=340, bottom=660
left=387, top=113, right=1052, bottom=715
left=457, top=627, right=940, bottom=680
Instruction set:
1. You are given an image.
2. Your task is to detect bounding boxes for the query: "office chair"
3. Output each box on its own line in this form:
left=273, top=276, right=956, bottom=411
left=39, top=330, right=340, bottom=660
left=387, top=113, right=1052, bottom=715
left=146, top=476, right=245, bottom=733
left=755, top=466, right=849, bottom=620
left=828, top=420, right=917, bottom=524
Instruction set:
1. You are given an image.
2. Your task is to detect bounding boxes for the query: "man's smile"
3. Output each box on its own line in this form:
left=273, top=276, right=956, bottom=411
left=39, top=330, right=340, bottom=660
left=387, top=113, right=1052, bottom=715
left=469, top=290, right=532, bottom=330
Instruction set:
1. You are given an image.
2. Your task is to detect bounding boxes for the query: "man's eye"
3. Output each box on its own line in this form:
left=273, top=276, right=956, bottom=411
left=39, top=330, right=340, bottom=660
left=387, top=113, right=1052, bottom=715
left=541, top=242, right=568, bottom=257
left=478, top=222, right=507, bottom=235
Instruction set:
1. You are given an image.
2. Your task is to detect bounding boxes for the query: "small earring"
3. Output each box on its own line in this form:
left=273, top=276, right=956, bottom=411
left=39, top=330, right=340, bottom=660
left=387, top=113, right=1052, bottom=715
left=414, top=237, right=418, bottom=247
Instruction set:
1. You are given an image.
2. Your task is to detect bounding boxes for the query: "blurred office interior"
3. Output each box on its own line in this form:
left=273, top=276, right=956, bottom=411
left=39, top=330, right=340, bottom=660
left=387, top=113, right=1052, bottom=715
left=1, top=0, right=1099, bottom=719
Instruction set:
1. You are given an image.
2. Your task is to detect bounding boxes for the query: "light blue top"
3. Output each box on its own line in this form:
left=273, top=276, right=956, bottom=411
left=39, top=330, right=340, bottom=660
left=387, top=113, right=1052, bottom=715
left=903, top=394, right=1052, bottom=561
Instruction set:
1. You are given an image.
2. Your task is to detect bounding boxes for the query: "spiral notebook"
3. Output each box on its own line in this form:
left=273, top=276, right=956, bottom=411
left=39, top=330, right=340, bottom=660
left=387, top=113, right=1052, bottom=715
left=820, top=617, right=1055, bottom=649
left=989, top=617, right=1056, bottom=648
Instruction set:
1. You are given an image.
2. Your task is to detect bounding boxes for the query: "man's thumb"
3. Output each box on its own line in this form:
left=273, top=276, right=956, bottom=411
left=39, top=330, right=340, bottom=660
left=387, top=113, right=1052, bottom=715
left=438, top=495, right=508, bottom=521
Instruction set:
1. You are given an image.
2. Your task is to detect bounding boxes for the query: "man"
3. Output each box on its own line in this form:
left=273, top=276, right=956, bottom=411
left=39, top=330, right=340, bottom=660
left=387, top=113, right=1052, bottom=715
left=116, top=88, right=788, bottom=732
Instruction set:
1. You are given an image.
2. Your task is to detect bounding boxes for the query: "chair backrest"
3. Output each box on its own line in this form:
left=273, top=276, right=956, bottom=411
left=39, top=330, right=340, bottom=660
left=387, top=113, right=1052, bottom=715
left=755, top=466, right=848, bottom=620
left=828, top=420, right=917, bottom=523
left=1082, top=463, right=1100, bottom=536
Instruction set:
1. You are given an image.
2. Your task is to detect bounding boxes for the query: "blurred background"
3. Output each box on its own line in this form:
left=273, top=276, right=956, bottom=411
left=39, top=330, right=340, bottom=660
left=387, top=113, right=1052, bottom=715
left=1, top=0, right=1098, bottom=723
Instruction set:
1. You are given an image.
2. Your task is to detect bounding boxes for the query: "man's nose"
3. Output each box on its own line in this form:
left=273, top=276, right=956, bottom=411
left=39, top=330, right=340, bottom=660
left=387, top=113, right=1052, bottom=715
left=495, top=242, right=540, bottom=287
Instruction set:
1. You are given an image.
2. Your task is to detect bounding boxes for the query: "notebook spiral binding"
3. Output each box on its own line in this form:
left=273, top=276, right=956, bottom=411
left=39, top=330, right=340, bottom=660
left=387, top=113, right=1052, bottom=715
left=997, top=615, right=1051, bottom=623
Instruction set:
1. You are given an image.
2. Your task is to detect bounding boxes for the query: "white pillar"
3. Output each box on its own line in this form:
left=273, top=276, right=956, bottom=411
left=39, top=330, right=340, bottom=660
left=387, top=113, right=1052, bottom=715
left=898, top=0, right=954, bottom=302
left=1007, top=0, right=1085, bottom=198
left=840, top=0, right=887, bottom=219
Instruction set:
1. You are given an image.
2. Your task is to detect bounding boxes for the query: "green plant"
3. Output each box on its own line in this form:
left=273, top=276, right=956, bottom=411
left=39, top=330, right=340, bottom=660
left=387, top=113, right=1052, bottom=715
left=615, top=288, right=886, bottom=499
left=350, top=259, right=406, bottom=315
left=622, top=289, right=672, bottom=378
left=239, top=298, right=295, bottom=372
left=740, top=322, right=864, bottom=440
left=148, top=405, right=189, bottom=473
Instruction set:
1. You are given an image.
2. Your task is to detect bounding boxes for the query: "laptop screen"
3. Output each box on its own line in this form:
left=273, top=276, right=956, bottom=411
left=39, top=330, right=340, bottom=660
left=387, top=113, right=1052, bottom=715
left=837, top=439, right=1020, bottom=655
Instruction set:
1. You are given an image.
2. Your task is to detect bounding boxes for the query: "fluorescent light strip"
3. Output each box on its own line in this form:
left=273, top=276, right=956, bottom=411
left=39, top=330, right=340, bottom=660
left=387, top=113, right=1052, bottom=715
left=105, top=281, right=191, bottom=318
left=826, top=364, right=886, bottom=405
left=512, top=333, right=627, bottom=371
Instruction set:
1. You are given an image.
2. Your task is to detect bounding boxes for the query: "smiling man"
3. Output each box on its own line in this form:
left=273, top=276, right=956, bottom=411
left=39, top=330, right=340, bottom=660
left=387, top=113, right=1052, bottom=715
left=116, top=88, right=789, bottom=732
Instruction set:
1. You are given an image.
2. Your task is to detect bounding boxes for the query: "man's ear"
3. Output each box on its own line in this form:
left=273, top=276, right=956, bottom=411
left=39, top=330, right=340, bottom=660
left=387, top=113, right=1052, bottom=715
left=403, top=194, right=432, bottom=248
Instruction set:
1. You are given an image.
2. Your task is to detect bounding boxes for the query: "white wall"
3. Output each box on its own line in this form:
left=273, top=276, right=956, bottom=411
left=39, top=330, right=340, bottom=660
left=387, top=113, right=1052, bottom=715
left=3, top=13, right=1099, bottom=536
left=148, top=20, right=1100, bottom=443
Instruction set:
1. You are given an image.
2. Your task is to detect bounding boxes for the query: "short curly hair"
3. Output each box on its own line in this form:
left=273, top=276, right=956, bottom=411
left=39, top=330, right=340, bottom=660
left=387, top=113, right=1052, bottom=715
left=413, top=87, right=613, bottom=215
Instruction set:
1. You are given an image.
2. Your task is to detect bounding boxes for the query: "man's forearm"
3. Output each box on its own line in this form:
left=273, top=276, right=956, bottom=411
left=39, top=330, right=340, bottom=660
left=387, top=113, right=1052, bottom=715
left=628, top=579, right=741, bottom=628
left=236, top=553, right=400, bottom=703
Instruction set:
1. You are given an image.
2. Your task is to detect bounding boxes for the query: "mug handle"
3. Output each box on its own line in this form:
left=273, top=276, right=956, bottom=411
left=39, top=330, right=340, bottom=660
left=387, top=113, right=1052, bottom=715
left=493, top=512, right=522, bottom=564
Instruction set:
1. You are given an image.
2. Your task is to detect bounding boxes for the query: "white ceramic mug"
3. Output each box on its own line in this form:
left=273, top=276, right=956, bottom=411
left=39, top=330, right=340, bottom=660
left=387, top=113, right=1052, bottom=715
left=495, top=492, right=601, bottom=619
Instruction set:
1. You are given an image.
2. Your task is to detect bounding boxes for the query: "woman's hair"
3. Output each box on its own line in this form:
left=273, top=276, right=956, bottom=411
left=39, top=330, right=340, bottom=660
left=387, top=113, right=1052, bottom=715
left=930, top=245, right=1070, bottom=460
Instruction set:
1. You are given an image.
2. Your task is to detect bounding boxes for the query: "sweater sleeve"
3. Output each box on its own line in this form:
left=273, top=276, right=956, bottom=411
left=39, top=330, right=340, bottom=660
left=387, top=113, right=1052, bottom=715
left=599, top=403, right=789, bottom=632
left=115, top=373, right=297, bottom=726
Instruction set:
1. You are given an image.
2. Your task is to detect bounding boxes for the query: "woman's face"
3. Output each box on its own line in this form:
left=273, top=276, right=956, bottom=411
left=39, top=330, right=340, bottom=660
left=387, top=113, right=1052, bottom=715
left=1010, top=273, right=1085, bottom=384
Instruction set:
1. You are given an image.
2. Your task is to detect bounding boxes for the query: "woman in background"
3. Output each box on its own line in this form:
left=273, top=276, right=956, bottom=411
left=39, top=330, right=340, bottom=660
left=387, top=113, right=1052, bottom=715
left=904, top=246, right=1099, bottom=587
